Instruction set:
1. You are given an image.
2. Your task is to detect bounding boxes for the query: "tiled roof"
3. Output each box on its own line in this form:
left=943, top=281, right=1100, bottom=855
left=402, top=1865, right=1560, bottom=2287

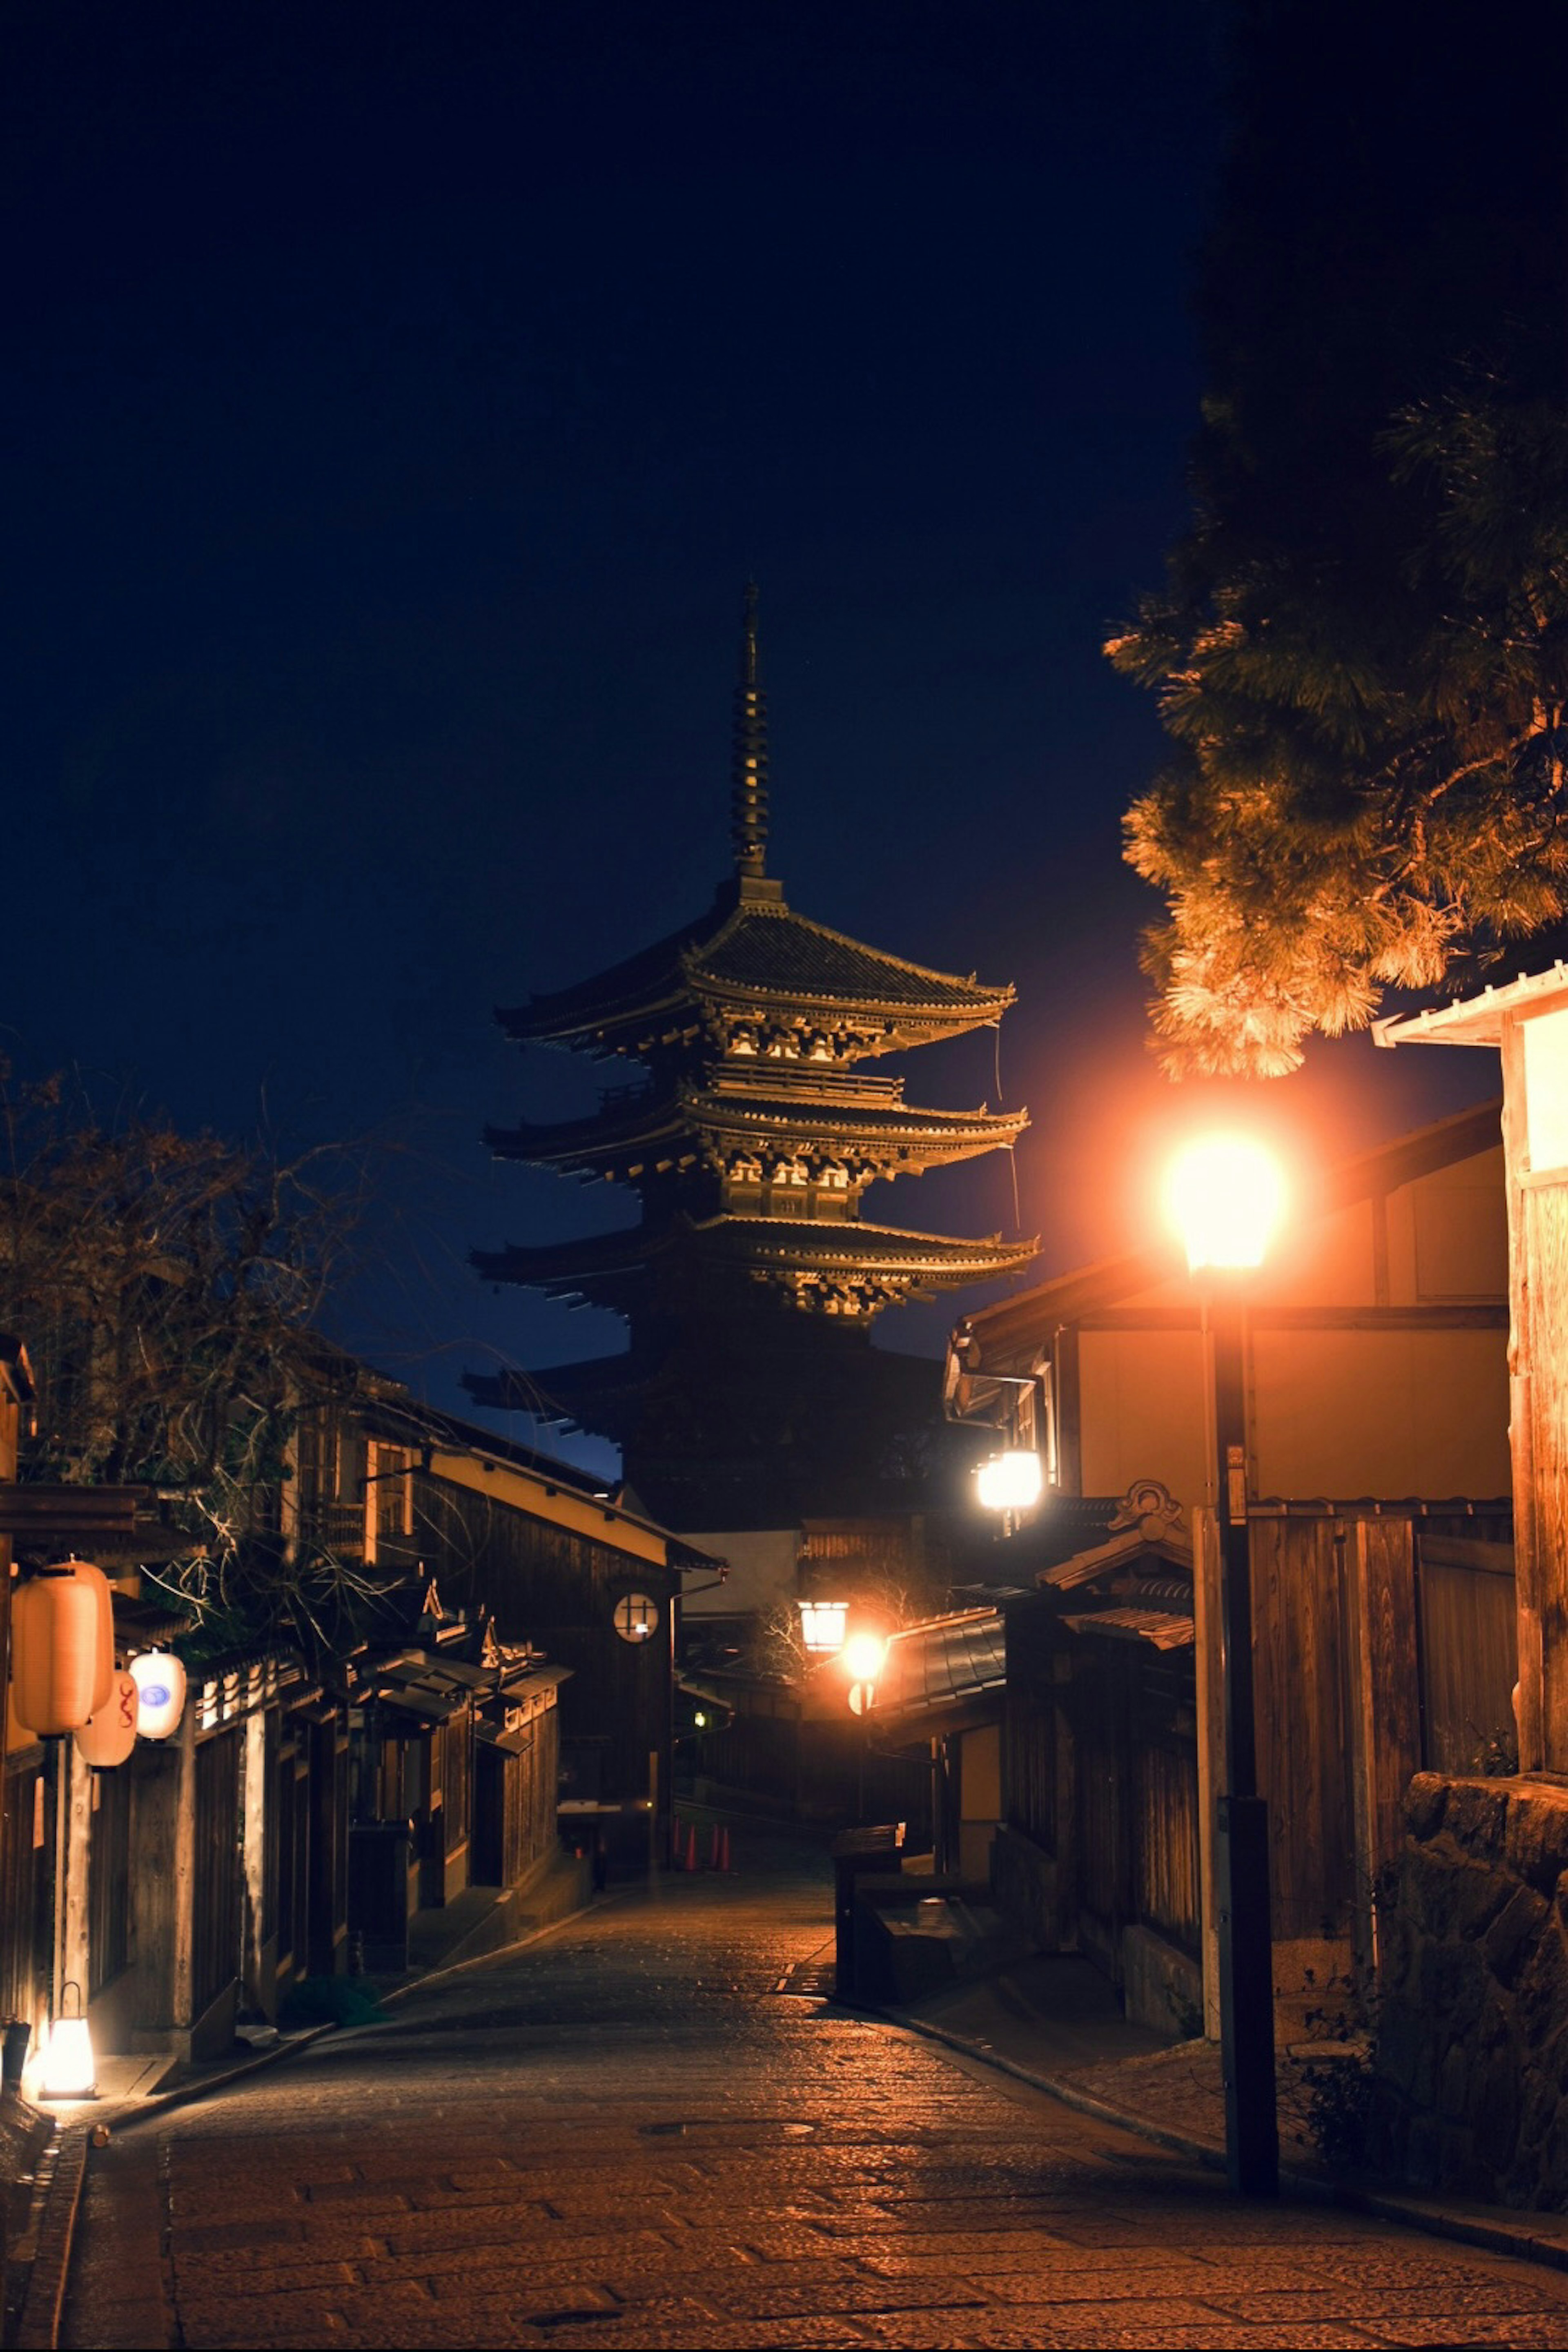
left=496, top=884, right=1013, bottom=1044
left=1060, top=1606, right=1194, bottom=1650
left=864, top=1610, right=1007, bottom=1720
left=475, top=1214, right=1036, bottom=1292
left=688, top=904, right=1012, bottom=1013
left=485, top=1084, right=1026, bottom=1167
left=694, top=1214, right=1036, bottom=1278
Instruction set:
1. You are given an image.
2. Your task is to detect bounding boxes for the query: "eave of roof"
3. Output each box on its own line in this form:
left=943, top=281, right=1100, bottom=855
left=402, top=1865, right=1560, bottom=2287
left=495, top=883, right=1016, bottom=1046
left=1374, top=963, right=1568, bottom=1050
left=484, top=1090, right=1026, bottom=1169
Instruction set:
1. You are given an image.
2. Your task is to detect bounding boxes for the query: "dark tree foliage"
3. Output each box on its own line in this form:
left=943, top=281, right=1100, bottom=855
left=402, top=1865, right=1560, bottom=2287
left=0, top=1067, right=377, bottom=1656
left=1114, top=0, right=1568, bottom=1076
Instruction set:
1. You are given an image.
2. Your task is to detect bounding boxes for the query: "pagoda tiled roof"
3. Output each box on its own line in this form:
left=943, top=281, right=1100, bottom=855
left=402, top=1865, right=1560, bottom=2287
left=686, top=903, right=1012, bottom=1014
left=696, top=1214, right=1036, bottom=1286
left=485, top=1079, right=1027, bottom=1168
left=473, top=1213, right=1036, bottom=1299
left=498, top=882, right=1013, bottom=1048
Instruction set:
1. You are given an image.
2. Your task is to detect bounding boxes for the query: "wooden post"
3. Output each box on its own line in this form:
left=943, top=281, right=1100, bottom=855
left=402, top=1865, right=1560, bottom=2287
left=1345, top=1517, right=1421, bottom=1980
left=1193, top=1504, right=1225, bottom=2039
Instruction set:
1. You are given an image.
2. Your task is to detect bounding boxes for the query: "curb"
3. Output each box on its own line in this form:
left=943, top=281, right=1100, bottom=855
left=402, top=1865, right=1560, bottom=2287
left=12, top=2128, right=87, bottom=2352
left=882, top=2004, right=1568, bottom=2277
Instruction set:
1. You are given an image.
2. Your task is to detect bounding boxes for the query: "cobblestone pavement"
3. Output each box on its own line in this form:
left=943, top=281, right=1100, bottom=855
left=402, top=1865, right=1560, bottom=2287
left=60, top=1837, right=1568, bottom=2350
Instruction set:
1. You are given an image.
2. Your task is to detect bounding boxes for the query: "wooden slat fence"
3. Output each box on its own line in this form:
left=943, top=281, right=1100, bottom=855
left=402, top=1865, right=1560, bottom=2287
left=1415, top=1535, right=1518, bottom=1773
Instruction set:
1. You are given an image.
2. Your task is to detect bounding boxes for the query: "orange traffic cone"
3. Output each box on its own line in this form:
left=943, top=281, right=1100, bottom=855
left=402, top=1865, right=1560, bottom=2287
left=718, top=1826, right=732, bottom=1874
left=708, top=1824, right=722, bottom=1871
left=682, top=1821, right=699, bottom=1873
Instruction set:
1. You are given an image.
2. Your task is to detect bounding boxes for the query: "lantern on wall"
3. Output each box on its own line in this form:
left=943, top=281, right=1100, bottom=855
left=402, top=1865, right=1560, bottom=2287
left=129, top=1648, right=187, bottom=1740
left=10, top=1560, right=115, bottom=1735
left=38, top=1980, right=96, bottom=2100
left=75, top=1670, right=140, bottom=1768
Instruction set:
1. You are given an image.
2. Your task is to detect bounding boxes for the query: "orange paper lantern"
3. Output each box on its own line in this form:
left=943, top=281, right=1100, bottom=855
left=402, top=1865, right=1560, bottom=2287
left=11, top=1561, right=115, bottom=1735
left=75, top=1670, right=140, bottom=1768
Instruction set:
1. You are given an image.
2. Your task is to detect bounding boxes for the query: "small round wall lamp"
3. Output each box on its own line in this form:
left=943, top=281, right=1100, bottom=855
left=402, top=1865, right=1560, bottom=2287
left=612, top=1592, right=659, bottom=1644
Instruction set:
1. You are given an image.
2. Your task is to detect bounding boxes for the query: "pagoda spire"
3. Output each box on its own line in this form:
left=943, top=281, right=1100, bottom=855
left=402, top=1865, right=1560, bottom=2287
left=730, top=581, right=769, bottom=880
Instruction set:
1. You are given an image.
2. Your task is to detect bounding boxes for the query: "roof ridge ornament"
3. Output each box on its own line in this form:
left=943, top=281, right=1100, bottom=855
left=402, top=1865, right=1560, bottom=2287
left=731, top=581, right=770, bottom=882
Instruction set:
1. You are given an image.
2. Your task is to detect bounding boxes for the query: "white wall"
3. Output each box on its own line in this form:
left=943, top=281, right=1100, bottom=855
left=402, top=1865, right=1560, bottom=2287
left=678, top=1527, right=800, bottom=1618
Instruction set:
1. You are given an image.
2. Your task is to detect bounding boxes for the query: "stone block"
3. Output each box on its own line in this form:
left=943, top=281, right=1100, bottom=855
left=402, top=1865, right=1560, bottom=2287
left=1519, top=2066, right=1558, bottom=2156
left=1375, top=1998, right=1425, bottom=2094
left=1437, top=2121, right=1474, bottom=2190
left=1378, top=1909, right=1417, bottom=1993
left=1483, top=1883, right=1550, bottom=1989
left=1404, top=2111, right=1442, bottom=2189
left=1472, top=2054, right=1523, bottom=2176
left=1478, top=1983, right=1513, bottom=2057
left=1516, top=1917, right=1568, bottom=2043
left=1404, top=1774, right=1449, bottom=1840
left=1451, top=1860, right=1513, bottom=1940
left=1506, top=1783, right=1568, bottom=1893
left=1544, top=2100, right=1568, bottom=2204
left=1418, top=1938, right=1486, bottom=2040
left=1441, top=1778, right=1509, bottom=1857
left=1438, top=2040, right=1471, bottom=2120
left=1404, top=1848, right=1465, bottom=1936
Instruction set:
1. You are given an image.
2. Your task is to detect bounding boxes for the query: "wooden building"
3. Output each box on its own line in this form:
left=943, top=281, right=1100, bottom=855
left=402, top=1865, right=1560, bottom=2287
left=468, top=590, right=1034, bottom=1529
left=954, top=1100, right=1511, bottom=1532
left=951, top=1106, right=1518, bottom=2036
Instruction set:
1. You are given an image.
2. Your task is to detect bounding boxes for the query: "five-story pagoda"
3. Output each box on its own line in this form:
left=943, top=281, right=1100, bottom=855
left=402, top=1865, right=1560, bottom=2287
left=468, top=592, right=1034, bottom=1525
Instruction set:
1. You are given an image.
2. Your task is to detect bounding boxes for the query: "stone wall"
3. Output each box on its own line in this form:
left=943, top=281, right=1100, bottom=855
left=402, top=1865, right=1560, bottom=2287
left=1370, top=1772, right=1568, bottom=2208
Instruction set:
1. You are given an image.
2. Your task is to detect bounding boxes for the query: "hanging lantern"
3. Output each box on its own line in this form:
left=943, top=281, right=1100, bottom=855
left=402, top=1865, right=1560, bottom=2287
left=38, top=1980, right=96, bottom=2100
left=10, top=1561, right=115, bottom=1735
left=75, top=1670, right=141, bottom=1768
left=129, top=1648, right=187, bottom=1741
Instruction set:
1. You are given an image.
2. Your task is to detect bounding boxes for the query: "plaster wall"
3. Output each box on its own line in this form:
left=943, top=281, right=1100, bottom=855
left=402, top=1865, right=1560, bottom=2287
left=1251, top=1327, right=1511, bottom=1499
left=678, top=1526, right=798, bottom=1619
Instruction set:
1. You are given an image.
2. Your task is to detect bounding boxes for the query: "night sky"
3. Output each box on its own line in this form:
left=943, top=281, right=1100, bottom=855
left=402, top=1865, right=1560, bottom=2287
left=4, top=2, right=1499, bottom=1474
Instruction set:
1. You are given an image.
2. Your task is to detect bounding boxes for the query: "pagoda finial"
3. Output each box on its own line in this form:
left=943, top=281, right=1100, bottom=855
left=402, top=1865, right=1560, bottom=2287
left=730, top=581, right=769, bottom=880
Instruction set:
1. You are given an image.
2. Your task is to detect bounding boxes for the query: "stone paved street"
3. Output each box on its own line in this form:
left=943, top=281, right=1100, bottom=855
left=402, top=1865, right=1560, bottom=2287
left=59, top=1838, right=1568, bottom=2349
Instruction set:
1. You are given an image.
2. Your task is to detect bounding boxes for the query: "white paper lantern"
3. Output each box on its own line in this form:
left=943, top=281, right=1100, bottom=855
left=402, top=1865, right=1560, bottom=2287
left=75, top=1670, right=141, bottom=1768
left=10, top=1561, right=115, bottom=1735
left=39, top=1982, right=95, bottom=2100
left=129, top=1648, right=187, bottom=1740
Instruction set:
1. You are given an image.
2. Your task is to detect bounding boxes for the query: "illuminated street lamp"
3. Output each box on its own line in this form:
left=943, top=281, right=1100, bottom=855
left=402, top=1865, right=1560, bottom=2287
left=976, top=1448, right=1044, bottom=1514
left=798, top=1599, right=849, bottom=1656
left=1166, top=1134, right=1282, bottom=2199
left=840, top=1628, right=889, bottom=1686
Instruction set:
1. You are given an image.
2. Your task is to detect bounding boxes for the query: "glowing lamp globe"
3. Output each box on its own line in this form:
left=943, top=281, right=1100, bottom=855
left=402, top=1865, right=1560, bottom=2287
left=75, top=1671, right=141, bottom=1768
left=1165, top=1136, right=1287, bottom=1273
left=798, top=1599, right=848, bottom=1656
left=976, top=1450, right=1044, bottom=1513
left=10, top=1561, right=115, bottom=1736
left=841, top=1630, right=889, bottom=1684
left=130, top=1649, right=187, bottom=1741
left=39, top=1982, right=95, bottom=2100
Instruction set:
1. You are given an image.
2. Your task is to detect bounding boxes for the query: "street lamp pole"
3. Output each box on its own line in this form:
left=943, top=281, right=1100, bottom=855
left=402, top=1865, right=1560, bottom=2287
left=1167, top=1133, right=1282, bottom=2199
left=1206, top=1269, right=1279, bottom=2198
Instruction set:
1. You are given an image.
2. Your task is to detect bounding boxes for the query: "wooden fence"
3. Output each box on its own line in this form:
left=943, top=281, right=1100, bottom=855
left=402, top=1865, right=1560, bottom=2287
left=1415, top=1535, right=1517, bottom=1773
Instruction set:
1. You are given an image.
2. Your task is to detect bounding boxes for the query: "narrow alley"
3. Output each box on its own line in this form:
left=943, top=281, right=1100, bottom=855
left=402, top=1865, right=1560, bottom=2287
left=55, top=1839, right=1568, bottom=2351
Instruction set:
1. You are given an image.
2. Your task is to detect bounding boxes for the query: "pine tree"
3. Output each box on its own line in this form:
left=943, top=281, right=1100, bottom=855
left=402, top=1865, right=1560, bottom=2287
left=1115, top=0, right=1568, bottom=1077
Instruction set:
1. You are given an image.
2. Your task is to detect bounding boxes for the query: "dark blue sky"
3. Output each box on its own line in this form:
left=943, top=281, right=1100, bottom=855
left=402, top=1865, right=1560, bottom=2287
left=3, top=2, right=1496, bottom=1471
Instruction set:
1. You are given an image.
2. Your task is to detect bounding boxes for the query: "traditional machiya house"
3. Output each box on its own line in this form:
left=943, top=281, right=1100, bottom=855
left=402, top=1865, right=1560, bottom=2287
left=1372, top=968, right=1568, bottom=2206
left=344, top=1579, right=570, bottom=1974
left=466, top=589, right=1035, bottom=1550
left=301, top=1379, right=716, bottom=1873
left=0, top=1352, right=704, bottom=2087
left=951, top=1103, right=1518, bottom=2042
